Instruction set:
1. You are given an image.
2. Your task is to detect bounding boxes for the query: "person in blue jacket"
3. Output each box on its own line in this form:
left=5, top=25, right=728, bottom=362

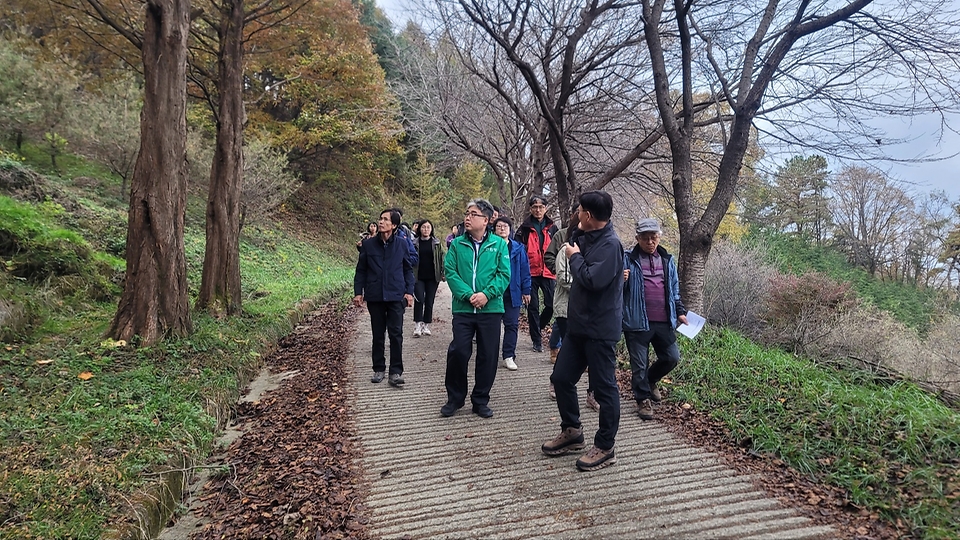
left=354, top=209, right=415, bottom=387
left=493, top=216, right=531, bottom=371
left=622, top=218, right=688, bottom=421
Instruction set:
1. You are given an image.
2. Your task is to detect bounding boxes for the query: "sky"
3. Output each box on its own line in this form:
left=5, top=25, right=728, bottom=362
left=375, top=0, right=960, bottom=200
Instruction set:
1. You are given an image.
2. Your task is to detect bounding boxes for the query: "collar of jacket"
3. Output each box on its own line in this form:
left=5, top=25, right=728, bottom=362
left=378, top=231, right=397, bottom=245
left=629, top=243, right=669, bottom=262
left=458, top=229, right=490, bottom=245
left=521, top=214, right=554, bottom=229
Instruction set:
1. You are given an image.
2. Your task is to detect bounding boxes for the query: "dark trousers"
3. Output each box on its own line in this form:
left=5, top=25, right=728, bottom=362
left=624, top=322, right=680, bottom=402
left=414, top=279, right=440, bottom=323
left=368, top=301, right=405, bottom=375
left=527, top=276, right=555, bottom=344
left=550, top=333, right=620, bottom=450
left=548, top=317, right=567, bottom=349
left=445, top=312, right=502, bottom=407
left=501, top=290, right=521, bottom=359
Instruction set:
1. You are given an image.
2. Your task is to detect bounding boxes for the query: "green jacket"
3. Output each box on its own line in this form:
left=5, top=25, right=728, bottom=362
left=444, top=231, right=511, bottom=314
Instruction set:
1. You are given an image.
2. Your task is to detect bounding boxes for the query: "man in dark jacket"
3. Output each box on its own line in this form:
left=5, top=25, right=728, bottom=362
left=541, top=191, right=624, bottom=472
left=354, top=209, right=415, bottom=387
left=515, top=195, right=558, bottom=352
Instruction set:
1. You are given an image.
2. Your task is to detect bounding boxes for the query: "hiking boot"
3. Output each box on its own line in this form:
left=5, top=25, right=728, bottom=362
left=575, top=446, right=617, bottom=472
left=503, top=357, right=518, bottom=371
left=549, top=348, right=559, bottom=364
left=549, top=383, right=556, bottom=400
left=586, top=391, right=600, bottom=412
left=413, top=322, right=423, bottom=337
left=532, top=342, right=543, bottom=353
left=371, top=371, right=385, bottom=383
left=638, top=398, right=654, bottom=420
left=422, top=323, right=432, bottom=336
left=472, top=404, right=494, bottom=418
left=650, top=384, right=662, bottom=402
left=440, top=401, right=463, bottom=417
left=388, top=373, right=405, bottom=387
left=541, top=427, right=585, bottom=456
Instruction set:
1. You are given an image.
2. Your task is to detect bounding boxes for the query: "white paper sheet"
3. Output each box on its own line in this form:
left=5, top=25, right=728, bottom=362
left=677, top=311, right=706, bottom=339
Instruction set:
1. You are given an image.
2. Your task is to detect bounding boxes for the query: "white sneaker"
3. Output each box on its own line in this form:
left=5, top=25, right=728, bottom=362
left=422, top=323, right=432, bottom=336
left=503, top=357, right=518, bottom=371
left=413, top=321, right=423, bottom=337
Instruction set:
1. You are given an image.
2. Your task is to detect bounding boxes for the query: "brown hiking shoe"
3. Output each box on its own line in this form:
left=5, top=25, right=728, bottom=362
left=586, top=391, right=600, bottom=412
left=541, top=427, right=585, bottom=456
left=650, top=384, right=662, bottom=402
left=638, top=398, right=654, bottom=420
left=550, top=348, right=559, bottom=364
left=576, top=445, right=617, bottom=471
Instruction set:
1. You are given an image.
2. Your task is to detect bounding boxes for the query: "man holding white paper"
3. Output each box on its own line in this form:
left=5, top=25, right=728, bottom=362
left=622, top=218, right=688, bottom=421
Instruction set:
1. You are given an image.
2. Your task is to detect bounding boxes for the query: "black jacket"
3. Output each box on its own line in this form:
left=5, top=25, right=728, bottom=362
left=354, top=232, right=415, bottom=302
left=566, top=222, right=624, bottom=342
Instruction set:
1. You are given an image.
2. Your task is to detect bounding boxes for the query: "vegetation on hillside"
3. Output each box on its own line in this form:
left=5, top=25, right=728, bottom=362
left=0, top=153, right=354, bottom=538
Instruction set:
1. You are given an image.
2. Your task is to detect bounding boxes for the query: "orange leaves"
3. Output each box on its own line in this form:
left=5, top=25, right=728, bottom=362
left=78, top=371, right=94, bottom=380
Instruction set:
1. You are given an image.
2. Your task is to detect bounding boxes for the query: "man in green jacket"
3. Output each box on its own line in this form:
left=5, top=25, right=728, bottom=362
left=441, top=198, right=511, bottom=419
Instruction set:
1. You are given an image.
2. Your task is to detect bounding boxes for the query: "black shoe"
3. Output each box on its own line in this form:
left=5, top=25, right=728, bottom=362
left=440, top=401, right=463, bottom=417
left=388, top=373, right=405, bottom=387
left=371, top=371, right=385, bottom=383
left=472, top=404, right=494, bottom=418
left=532, top=342, right=543, bottom=353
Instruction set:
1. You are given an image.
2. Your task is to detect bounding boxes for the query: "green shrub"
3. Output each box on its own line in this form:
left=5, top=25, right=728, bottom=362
left=0, top=196, right=92, bottom=281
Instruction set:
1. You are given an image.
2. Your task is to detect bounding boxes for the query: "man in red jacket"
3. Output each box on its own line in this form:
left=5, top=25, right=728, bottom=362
left=514, top=195, right=558, bottom=352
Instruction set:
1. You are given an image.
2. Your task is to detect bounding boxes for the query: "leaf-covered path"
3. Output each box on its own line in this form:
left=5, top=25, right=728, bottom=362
left=163, top=285, right=896, bottom=539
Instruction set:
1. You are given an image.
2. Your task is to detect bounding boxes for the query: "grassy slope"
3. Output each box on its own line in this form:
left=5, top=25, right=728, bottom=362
left=671, top=328, right=959, bottom=538
left=0, top=149, right=355, bottom=539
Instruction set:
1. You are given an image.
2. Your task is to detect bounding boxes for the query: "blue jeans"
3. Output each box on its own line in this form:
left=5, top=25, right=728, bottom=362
left=445, top=312, right=502, bottom=408
left=368, top=300, right=405, bottom=375
left=624, top=322, right=680, bottom=402
left=501, top=291, right=521, bottom=359
left=548, top=317, right=567, bottom=349
left=550, top=333, right=620, bottom=450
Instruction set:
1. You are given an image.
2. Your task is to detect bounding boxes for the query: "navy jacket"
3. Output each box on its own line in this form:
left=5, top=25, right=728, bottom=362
left=354, top=232, right=415, bottom=302
left=566, top=221, right=624, bottom=342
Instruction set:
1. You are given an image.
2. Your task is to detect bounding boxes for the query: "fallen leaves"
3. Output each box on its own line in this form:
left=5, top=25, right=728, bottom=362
left=77, top=371, right=94, bottom=380
left=188, top=302, right=367, bottom=540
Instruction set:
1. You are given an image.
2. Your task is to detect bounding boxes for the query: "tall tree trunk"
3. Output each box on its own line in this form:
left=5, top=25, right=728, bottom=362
left=197, top=0, right=245, bottom=316
left=109, top=0, right=192, bottom=345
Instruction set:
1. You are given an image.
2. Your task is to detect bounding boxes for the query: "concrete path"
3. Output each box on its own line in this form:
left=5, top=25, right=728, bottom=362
left=350, top=284, right=833, bottom=539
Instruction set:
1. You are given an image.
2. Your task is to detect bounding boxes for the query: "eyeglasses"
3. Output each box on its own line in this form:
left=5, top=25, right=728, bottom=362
left=464, top=212, right=486, bottom=219
left=530, top=204, right=546, bottom=210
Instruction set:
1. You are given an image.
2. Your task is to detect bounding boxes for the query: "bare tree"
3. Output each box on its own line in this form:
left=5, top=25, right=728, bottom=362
left=830, top=166, right=913, bottom=275
left=394, top=23, right=547, bottom=216
left=903, top=190, right=956, bottom=288
left=418, top=0, right=665, bottom=216
left=640, top=0, right=960, bottom=311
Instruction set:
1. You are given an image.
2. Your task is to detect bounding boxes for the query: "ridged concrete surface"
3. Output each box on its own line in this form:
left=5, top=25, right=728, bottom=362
left=350, top=284, right=833, bottom=539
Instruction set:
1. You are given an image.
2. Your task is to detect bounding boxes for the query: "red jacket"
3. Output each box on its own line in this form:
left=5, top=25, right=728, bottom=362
left=515, top=215, right=558, bottom=279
